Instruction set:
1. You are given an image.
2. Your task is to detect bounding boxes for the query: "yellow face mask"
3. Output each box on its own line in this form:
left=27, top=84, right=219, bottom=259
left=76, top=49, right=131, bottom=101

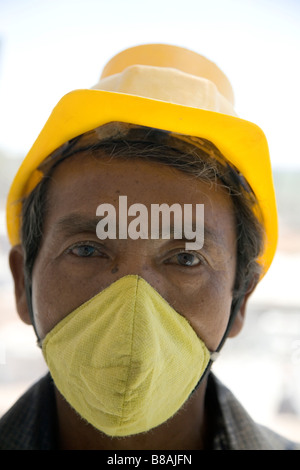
left=42, top=275, right=214, bottom=437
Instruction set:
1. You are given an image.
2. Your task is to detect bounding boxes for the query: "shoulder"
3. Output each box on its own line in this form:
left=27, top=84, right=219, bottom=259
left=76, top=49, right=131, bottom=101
left=211, top=374, right=300, bottom=450
left=0, top=373, right=57, bottom=450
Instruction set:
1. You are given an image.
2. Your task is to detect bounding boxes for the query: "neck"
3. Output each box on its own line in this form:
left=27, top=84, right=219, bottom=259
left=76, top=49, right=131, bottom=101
left=55, top=379, right=210, bottom=450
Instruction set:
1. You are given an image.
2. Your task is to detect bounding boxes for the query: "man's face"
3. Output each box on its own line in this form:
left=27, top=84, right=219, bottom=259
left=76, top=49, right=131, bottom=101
left=30, top=153, right=238, bottom=351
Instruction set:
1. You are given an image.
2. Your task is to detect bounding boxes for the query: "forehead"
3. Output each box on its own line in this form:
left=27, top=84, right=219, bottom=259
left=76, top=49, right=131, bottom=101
left=42, top=154, right=237, bottom=251
left=45, top=153, right=233, bottom=210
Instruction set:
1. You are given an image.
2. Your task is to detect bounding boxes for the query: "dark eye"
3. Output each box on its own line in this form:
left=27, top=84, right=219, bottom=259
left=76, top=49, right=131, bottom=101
left=164, top=251, right=202, bottom=267
left=176, top=252, right=200, bottom=266
left=68, top=243, right=106, bottom=258
left=74, top=245, right=97, bottom=257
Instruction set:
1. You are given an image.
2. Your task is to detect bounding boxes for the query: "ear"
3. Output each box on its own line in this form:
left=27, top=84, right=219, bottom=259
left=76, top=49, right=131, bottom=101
left=227, top=277, right=259, bottom=338
left=9, top=245, right=31, bottom=325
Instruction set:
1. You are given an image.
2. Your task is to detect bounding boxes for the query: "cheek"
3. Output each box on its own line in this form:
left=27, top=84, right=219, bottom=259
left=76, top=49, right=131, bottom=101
left=31, top=256, right=88, bottom=339
left=31, top=265, right=66, bottom=339
left=172, top=274, right=234, bottom=351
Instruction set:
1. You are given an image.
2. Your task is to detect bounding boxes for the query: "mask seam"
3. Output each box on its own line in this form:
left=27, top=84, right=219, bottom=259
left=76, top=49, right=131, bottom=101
left=119, top=275, right=139, bottom=427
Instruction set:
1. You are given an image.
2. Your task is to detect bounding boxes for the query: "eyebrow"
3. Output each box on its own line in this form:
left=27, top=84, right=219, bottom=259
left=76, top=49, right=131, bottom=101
left=53, top=213, right=223, bottom=249
left=55, top=213, right=100, bottom=237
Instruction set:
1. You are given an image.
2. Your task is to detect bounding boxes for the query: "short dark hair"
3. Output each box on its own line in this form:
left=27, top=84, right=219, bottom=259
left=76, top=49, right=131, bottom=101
left=21, top=123, right=264, bottom=302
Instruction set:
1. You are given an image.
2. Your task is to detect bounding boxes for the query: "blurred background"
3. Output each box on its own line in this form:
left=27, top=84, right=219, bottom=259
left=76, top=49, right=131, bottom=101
left=0, top=0, right=300, bottom=444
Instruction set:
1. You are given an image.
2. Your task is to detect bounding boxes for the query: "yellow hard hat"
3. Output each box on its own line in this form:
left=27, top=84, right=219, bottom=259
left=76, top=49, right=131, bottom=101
left=6, top=43, right=278, bottom=276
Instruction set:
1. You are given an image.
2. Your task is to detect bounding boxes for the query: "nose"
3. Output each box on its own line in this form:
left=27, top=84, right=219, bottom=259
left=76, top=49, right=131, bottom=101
left=108, top=244, right=165, bottom=298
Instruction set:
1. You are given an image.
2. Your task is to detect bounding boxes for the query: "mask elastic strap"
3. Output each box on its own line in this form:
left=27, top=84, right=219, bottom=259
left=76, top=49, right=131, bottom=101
left=215, top=292, right=246, bottom=355
left=25, top=281, right=42, bottom=347
left=194, top=291, right=247, bottom=390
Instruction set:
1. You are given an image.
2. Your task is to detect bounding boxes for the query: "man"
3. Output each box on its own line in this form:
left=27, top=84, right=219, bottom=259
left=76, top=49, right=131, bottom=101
left=1, top=44, right=299, bottom=450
